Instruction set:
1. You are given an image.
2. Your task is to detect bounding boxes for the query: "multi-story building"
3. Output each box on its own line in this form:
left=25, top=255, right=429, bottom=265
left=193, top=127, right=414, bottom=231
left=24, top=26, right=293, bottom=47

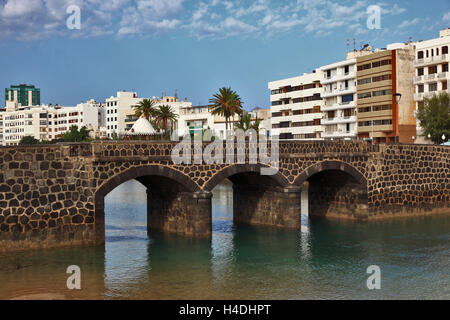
left=2, top=100, right=105, bottom=145
left=269, top=71, right=323, bottom=140
left=105, top=91, right=142, bottom=138
left=356, top=42, right=416, bottom=144
left=5, top=84, right=40, bottom=107
left=0, top=109, right=4, bottom=144
left=178, top=104, right=214, bottom=138
left=105, top=91, right=192, bottom=138
left=320, top=57, right=358, bottom=141
left=413, top=28, right=450, bottom=144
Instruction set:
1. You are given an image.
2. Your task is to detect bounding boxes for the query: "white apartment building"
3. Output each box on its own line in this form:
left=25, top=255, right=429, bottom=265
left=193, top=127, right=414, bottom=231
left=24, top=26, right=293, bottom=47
left=2, top=100, right=105, bottom=145
left=105, top=91, right=142, bottom=138
left=105, top=91, right=192, bottom=138
left=413, top=28, right=450, bottom=144
left=320, top=58, right=358, bottom=141
left=0, top=109, right=4, bottom=144
left=178, top=104, right=214, bottom=138
left=269, top=70, right=323, bottom=140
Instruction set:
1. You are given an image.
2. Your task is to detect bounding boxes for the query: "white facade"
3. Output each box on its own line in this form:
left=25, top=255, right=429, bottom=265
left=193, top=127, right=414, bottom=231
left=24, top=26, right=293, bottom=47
left=320, top=58, right=358, bottom=140
left=105, top=91, right=192, bottom=138
left=2, top=100, right=105, bottom=145
left=178, top=105, right=214, bottom=138
left=269, top=71, right=323, bottom=140
left=413, top=30, right=450, bottom=144
left=105, top=91, right=142, bottom=138
left=0, top=109, right=4, bottom=144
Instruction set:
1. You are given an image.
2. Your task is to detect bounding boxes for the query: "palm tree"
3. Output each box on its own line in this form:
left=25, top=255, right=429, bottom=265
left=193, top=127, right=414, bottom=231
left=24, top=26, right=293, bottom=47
left=209, top=87, right=243, bottom=131
left=235, top=112, right=262, bottom=133
left=133, top=99, right=157, bottom=120
left=235, top=112, right=252, bottom=131
left=154, top=105, right=178, bottom=136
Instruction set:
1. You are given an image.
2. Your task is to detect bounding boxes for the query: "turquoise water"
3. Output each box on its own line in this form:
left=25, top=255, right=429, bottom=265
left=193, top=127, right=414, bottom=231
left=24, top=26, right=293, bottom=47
left=0, top=180, right=449, bottom=300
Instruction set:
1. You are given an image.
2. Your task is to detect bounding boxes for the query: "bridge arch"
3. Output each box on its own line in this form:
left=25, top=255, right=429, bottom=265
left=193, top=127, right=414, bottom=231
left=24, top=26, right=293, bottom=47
left=293, top=160, right=367, bottom=187
left=203, top=164, right=290, bottom=192
left=95, top=165, right=199, bottom=201
left=93, top=165, right=204, bottom=244
left=293, top=160, right=368, bottom=219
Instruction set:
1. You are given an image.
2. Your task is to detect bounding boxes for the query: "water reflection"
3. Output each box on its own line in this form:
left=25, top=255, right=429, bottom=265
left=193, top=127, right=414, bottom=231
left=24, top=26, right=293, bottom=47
left=0, top=179, right=449, bottom=300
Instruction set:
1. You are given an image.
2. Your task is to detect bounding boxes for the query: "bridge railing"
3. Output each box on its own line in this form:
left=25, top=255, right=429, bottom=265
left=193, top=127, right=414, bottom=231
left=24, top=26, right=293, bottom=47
left=63, top=140, right=382, bottom=162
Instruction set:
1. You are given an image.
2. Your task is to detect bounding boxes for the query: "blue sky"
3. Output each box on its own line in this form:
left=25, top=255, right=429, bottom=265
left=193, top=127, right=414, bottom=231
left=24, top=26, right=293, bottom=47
left=0, top=0, right=449, bottom=110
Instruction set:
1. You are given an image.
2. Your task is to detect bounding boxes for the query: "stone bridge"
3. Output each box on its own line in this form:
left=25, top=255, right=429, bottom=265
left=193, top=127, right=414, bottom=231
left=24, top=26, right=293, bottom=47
left=0, top=141, right=448, bottom=251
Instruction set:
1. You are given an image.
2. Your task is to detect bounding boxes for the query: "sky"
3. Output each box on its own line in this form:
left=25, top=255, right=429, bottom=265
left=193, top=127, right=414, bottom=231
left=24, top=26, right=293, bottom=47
left=0, top=0, right=449, bottom=110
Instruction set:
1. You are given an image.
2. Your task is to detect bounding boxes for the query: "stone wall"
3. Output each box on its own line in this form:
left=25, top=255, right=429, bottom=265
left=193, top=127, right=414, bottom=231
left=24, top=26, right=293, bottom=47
left=0, top=141, right=448, bottom=251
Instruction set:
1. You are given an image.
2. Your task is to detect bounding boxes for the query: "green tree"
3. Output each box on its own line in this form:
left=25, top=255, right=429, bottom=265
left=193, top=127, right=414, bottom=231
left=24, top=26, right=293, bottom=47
left=154, top=105, right=178, bottom=136
left=19, top=136, right=39, bottom=145
left=235, top=112, right=261, bottom=132
left=61, top=126, right=92, bottom=142
left=416, top=92, right=450, bottom=144
left=133, top=99, right=157, bottom=121
left=209, top=87, right=243, bottom=131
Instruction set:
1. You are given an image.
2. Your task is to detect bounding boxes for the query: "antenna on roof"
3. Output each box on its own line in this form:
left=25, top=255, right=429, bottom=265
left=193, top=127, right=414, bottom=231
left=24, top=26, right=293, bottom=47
left=346, top=39, right=350, bottom=52
left=174, top=89, right=178, bottom=100
left=353, top=38, right=356, bottom=51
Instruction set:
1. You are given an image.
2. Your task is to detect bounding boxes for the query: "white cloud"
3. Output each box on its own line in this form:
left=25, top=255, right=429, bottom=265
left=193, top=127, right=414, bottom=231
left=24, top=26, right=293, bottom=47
left=0, top=0, right=416, bottom=41
left=1, top=0, right=44, bottom=18
left=443, top=12, right=450, bottom=23
left=398, top=18, right=421, bottom=29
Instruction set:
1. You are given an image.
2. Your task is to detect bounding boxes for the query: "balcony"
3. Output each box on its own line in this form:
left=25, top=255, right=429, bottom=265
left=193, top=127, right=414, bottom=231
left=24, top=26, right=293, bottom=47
left=322, top=130, right=357, bottom=138
left=414, top=76, right=423, bottom=84
left=414, top=54, right=449, bottom=67
left=322, top=116, right=357, bottom=125
left=321, top=87, right=356, bottom=98
left=322, top=101, right=356, bottom=112
left=437, top=72, right=448, bottom=79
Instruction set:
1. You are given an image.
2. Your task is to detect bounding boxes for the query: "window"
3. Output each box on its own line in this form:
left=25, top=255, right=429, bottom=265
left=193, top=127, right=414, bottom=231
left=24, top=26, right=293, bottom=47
left=357, top=63, right=371, bottom=71
left=418, top=84, right=424, bottom=93
left=443, top=63, right=449, bottom=72
left=342, top=94, right=354, bottom=103
left=357, top=78, right=371, bottom=85
left=443, top=46, right=449, bottom=55
left=372, top=74, right=392, bottom=82
left=418, top=68, right=424, bottom=76
left=358, top=107, right=371, bottom=113
left=428, top=65, right=438, bottom=74
left=344, top=65, right=349, bottom=74
left=418, top=51, right=424, bottom=59
left=429, top=83, right=438, bottom=92
left=358, top=92, right=371, bottom=99
left=372, top=89, right=392, bottom=97
left=443, top=81, right=448, bottom=91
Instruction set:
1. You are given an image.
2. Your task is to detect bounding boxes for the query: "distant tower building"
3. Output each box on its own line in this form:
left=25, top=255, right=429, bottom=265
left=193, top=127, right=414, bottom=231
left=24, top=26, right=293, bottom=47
left=5, top=84, right=40, bottom=107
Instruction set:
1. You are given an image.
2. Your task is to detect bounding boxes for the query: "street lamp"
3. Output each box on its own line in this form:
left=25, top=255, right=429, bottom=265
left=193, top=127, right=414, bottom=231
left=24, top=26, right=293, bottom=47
left=393, top=93, right=402, bottom=143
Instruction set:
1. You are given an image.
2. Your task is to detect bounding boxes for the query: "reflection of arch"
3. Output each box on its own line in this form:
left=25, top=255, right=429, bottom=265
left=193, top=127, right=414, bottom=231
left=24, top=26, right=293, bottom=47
left=293, top=161, right=367, bottom=187
left=95, top=165, right=199, bottom=202
left=203, top=164, right=290, bottom=192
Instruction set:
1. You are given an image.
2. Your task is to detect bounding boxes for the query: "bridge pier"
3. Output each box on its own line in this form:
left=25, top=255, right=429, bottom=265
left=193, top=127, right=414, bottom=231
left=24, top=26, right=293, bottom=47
left=233, top=184, right=302, bottom=229
left=147, top=189, right=212, bottom=238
